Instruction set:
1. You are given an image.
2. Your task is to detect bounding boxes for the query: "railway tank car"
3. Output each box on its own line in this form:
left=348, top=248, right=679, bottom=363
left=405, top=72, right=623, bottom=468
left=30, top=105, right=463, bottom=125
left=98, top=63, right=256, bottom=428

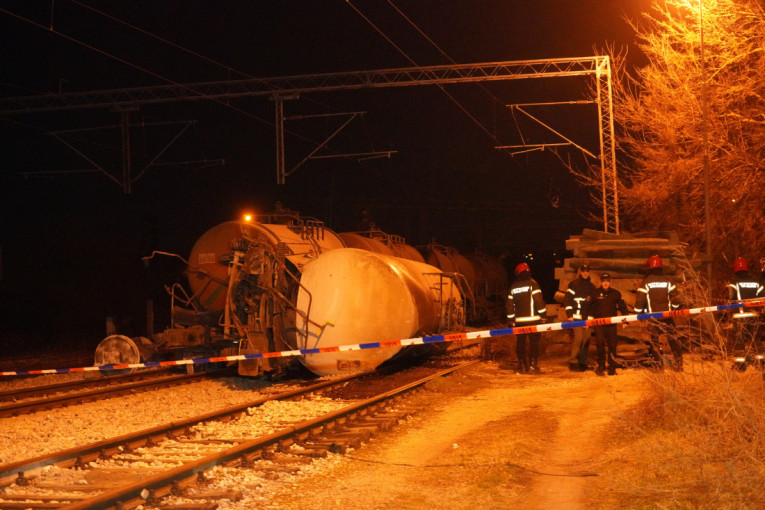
left=422, top=243, right=509, bottom=325
left=296, top=248, right=465, bottom=375
left=94, top=209, right=487, bottom=377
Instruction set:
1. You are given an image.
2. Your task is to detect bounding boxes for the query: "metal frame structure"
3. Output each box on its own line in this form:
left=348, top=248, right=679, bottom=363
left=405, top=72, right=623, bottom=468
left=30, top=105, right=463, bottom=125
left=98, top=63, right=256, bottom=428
left=33, top=114, right=201, bottom=195
left=0, top=57, right=619, bottom=232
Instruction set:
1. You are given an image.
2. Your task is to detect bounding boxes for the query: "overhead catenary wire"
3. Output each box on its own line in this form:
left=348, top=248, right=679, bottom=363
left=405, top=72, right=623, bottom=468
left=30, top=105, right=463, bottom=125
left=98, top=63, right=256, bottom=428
left=1, top=2, right=430, bottom=194
left=0, top=7, right=268, bottom=124
left=0, top=3, right=343, bottom=154
left=386, top=0, right=514, bottom=143
left=69, top=0, right=250, bottom=79
left=346, top=0, right=501, bottom=145
left=69, top=1, right=402, bottom=179
left=68, top=0, right=337, bottom=117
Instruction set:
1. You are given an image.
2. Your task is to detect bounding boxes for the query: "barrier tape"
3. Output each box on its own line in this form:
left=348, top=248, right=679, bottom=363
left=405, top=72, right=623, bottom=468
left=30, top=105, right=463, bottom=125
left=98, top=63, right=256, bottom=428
left=2, top=298, right=763, bottom=377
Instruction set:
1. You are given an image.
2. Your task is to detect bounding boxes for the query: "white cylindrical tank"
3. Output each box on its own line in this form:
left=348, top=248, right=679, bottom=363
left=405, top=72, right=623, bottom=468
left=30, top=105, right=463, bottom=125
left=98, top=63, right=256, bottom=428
left=295, top=248, right=464, bottom=376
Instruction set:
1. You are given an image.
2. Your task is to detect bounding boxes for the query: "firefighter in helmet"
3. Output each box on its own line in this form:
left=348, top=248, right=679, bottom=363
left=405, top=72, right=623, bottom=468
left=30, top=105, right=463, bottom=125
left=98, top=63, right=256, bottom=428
left=634, top=255, right=683, bottom=370
left=506, top=262, right=547, bottom=374
left=726, top=257, right=764, bottom=370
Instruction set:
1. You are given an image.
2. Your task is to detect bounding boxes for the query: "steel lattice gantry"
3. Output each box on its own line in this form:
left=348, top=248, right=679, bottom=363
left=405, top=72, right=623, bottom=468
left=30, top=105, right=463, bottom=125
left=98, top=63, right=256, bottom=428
left=594, top=57, right=618, bottom=235
left=0, top=57, right=619, bottom=233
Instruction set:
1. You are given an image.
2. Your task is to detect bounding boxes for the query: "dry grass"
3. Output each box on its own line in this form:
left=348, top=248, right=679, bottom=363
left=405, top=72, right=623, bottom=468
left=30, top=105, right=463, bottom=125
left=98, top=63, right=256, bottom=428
left=592, top=253, right=765, bottom=508
left=596, top=354, right=765, bottom=509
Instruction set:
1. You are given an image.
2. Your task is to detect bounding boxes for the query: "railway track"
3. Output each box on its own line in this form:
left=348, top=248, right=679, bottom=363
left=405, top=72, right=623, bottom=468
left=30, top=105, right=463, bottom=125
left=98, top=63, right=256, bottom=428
left=0, top=360, right=477, bottom=509
left=0, top=370, right=365, bottom=486
left=0, top=369, right=177, bottom=402
left=0, top=370, right=233, bottom=418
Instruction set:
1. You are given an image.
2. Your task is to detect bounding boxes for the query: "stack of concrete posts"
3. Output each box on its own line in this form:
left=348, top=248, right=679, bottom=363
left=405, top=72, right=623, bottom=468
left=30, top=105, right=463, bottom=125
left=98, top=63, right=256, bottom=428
left=553, top=229, right=702, bottom=362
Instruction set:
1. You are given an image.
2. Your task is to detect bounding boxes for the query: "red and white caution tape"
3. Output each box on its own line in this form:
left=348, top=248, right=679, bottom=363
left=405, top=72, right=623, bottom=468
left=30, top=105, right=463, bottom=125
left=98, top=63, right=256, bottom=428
left=1, top=298, right=763, bottom=377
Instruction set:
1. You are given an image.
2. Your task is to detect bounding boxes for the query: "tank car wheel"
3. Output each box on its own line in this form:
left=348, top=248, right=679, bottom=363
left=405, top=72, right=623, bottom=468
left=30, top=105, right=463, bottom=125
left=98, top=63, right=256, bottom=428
left=94, top=334, right=142, bottom=375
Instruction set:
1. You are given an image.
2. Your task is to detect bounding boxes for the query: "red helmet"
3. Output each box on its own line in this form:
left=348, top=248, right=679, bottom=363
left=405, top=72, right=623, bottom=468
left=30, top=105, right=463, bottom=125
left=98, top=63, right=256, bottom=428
left=647, top=255, right=663, bottom=269
left=515, top=262, right=530, bottom=275
left=733, top=257, right=748, bottom=272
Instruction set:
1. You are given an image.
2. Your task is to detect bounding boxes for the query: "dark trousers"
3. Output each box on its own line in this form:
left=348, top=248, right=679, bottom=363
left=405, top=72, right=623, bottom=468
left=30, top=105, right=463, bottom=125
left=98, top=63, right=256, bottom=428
left=570, top=327, right=590, bottom=366
left=595, top=324, right=618, bottom=368
left=516, top=321, right=541, bottom=362
left=647, top=318, right=683, bottom=367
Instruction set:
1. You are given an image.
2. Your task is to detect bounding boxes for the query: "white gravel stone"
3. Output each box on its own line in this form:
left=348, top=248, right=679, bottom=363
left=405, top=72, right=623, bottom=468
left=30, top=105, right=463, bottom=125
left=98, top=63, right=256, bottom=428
left=0, top=377, right=308, bottom=465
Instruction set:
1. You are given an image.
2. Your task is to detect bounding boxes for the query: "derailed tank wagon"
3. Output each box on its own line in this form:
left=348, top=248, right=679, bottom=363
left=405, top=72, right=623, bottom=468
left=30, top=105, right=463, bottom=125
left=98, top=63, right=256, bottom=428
left=95, top=209, right=507, bottom=376
left=422, top=243, right=509, bottom=326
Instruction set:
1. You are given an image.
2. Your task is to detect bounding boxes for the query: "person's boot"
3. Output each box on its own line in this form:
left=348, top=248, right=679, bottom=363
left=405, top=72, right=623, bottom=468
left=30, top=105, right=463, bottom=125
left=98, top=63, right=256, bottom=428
left=529, top=357, right=541, bottom=374
left=607, top=365, right=616, bottom=376
left=595, top=363, right=605, bottom=376
left=517, top=359, right=529, bottom=374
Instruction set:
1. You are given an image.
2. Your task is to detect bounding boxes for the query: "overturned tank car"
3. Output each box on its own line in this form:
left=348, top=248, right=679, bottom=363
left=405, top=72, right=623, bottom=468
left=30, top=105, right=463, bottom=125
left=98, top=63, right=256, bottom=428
left=95, top=210, right=476, bottom=377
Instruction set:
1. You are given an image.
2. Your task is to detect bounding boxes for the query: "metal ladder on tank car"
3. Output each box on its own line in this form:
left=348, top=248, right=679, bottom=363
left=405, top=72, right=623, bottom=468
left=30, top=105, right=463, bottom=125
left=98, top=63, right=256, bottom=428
left=425, top=272, right=475, bottom=330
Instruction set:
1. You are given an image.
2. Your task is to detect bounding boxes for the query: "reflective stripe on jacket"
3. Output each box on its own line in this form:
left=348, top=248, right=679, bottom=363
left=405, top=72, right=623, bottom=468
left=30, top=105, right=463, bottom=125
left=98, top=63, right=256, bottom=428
left=635, top=272, right=679, bottom=313
left=564, top=276, right=596, bottom=320
left=727, top=271, right=764, bottom=319
left=507, top=272, right=547, bottom=323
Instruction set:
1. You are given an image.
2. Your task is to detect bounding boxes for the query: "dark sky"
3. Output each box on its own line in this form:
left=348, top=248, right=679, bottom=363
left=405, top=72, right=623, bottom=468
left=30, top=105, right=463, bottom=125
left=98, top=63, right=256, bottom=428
left=0, top=1, right=646, bottom=350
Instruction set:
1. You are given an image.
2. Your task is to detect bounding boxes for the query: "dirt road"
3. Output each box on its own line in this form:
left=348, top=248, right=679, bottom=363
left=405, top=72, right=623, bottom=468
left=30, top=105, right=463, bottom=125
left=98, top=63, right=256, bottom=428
left=260, top=358, right=648, bottom=510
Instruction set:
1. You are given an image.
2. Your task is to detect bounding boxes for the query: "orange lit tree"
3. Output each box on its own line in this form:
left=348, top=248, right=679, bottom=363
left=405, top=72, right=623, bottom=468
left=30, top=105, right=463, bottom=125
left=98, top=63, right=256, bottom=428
left=607, top=0, right=765, bottom=285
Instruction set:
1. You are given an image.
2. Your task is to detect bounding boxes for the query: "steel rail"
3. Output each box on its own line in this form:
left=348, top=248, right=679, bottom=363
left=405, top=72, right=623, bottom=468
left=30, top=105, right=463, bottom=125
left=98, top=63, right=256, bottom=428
left=0, top=371, right=365, bottom=487
left=0, top=371, right=218, bottom=418
left=0, top=368, right=184, bottom=402
left=61, top=360, right=478, bottom=510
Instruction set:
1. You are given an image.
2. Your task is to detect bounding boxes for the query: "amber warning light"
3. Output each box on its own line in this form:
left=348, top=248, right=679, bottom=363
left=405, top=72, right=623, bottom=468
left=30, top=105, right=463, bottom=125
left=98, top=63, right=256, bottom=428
left=243, top=214, right=254, bottom=222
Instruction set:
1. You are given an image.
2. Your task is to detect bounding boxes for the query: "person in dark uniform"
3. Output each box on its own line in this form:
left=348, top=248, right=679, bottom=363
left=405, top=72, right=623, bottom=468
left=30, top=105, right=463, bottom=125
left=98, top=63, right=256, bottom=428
left=634, top=255, right=683, bottom=370
left=506, top=262, right=547, bottom=374
left=564, top=264, right=596, bottom=371
left=588, top=273, right=629, bottom=376
left=726, top=257, right=764, bottom=370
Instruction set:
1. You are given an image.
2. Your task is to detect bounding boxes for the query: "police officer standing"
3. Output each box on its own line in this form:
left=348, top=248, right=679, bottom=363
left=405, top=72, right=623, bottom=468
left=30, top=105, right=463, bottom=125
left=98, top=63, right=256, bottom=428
left=506, top=262, right=547, bottom=374
left=634, top=255, right=683, bottom=370
left=564, top=264, right=596, bottom=371
left=588, top=273, right=629, bottom=376
left=726, top=257, right=764, bottom=369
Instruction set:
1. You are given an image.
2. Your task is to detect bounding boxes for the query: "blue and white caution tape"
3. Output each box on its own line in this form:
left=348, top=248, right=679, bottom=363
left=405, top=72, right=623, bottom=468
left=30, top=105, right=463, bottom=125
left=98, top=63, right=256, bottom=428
left=2, top=298, right=763, bottom=377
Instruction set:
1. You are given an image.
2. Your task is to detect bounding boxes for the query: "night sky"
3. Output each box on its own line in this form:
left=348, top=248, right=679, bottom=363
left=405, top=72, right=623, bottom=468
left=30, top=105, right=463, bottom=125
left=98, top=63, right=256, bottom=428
left=0, top=1, right=646, bottom=354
